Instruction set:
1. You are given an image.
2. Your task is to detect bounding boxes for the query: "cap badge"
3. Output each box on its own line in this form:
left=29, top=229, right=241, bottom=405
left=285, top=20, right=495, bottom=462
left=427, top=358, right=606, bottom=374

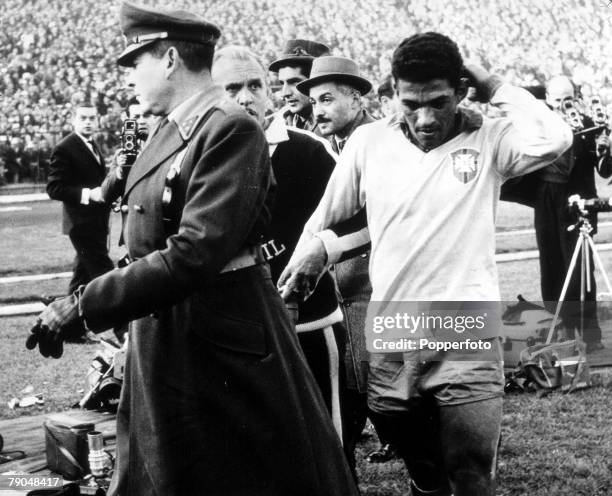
left=291, top=46, right=308, bottom=56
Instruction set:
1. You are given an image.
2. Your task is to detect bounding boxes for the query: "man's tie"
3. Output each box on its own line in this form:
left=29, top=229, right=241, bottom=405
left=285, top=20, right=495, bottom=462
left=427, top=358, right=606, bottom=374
left=88, top=139, right=101, bottom=163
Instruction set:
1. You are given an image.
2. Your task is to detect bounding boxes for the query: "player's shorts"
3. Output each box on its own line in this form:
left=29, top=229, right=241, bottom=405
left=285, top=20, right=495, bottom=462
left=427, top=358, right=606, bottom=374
left=367, top=337, right=504, bottom=413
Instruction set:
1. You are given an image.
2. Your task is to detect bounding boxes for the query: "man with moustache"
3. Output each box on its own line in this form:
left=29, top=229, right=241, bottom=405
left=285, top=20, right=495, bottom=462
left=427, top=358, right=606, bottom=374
left=27, top=3, right=357, bottom=495
left=280, top=32, right=572, bottom=495
left=212, top=44, right=346, bottom=436
left=296, top=55, right=379, bottom=474
left=269, top=39, right=330, bottom=136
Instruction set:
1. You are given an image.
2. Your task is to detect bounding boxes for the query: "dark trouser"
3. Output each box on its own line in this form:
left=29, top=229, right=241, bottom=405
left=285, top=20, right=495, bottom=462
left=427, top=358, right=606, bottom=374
left=338, top=365, right=393, bottom=481
left=339, top=386, right=369, bottom=479
left=534, top=181, right=601, bottom=343
left=369, top=397, right=502, bottom=496
left=68, top=228, right=114, bottom=293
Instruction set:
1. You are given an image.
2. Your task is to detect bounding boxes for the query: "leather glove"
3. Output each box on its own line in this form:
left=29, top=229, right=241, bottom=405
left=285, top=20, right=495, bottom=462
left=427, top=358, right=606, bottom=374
left=26, top=290, right=82, bottom=358
left=26, top=320, right=64, bottom=359
left=463, top=64, right=504, bottom=103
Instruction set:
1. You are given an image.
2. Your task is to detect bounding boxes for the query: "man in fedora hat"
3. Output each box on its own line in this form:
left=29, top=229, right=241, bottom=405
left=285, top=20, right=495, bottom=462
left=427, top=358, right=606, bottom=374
left=26, top=3, right=358, bottom=495
left=294, top=54, right=385, bottom=475
left=298, top=55, right=374, bottom=152
left=269, top=39, right=330, bottom=135
left=280, top=32, right=572, bottom=495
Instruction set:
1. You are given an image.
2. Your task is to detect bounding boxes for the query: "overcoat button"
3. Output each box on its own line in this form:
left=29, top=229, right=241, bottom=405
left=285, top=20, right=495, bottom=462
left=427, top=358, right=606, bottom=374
left=134, top=204, right=144, bottom=213
left=120, top=205, right=129, bottom=213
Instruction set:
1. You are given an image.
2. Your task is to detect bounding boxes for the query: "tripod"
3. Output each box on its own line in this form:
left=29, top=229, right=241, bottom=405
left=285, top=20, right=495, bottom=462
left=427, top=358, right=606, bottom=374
left=546, top=211, right=612, bottom=344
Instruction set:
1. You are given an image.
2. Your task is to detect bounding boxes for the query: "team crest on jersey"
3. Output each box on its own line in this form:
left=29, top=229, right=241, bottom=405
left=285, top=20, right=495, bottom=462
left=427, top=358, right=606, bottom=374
left=449, top=148, right=480, bottom=184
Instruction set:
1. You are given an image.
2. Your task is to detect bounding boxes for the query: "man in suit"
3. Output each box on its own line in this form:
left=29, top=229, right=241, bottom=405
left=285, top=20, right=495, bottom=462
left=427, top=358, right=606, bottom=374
left=27, top=3, right=357, bottom=496
left=46, top=104, right=113, bottom=296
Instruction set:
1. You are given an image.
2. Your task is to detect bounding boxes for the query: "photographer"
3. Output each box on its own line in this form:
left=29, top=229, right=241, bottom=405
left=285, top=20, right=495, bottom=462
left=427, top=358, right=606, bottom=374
left=124, top=97, right=157, bottom=143
left=536, top=75, right=612, bottom=351
left=100, top=98, right=155, bottom=208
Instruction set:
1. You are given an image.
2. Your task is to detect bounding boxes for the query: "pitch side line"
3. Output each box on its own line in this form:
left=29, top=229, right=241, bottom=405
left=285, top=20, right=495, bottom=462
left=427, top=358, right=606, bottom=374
left=0, top=272, right=72, bottom=284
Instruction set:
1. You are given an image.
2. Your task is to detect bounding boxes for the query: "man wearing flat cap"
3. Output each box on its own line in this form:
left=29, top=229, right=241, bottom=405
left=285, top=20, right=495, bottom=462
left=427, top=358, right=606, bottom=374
left=27, top=3, right=357, bottom=495
left=269, top=39, right=330, bottom=135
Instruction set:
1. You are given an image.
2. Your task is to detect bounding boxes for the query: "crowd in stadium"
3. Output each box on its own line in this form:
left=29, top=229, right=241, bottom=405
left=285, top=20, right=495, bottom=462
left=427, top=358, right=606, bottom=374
left=1, top=0, right=611, bottom=184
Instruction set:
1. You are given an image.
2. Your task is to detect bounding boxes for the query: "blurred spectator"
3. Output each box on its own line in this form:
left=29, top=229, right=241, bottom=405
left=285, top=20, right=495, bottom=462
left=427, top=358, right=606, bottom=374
left=376, top=74, right=395, bottom=118
left=2, top=0, right=612, bottom=183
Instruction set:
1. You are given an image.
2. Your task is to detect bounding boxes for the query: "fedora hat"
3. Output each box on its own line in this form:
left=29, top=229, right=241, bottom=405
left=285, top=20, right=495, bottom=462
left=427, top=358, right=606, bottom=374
left=268, top=39, right=330, bottom=73
left=296, top=56, right=372, bottom=96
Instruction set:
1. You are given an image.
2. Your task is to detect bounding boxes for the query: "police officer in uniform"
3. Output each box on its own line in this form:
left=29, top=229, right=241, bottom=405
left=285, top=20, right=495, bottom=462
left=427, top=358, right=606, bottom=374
left=27, top=3, right=357, bottom=495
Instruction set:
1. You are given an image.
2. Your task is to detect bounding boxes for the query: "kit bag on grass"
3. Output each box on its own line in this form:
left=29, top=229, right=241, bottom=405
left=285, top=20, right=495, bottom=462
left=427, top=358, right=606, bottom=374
left=519, top=340, right=590, bottom=392
left=44, top=420, right=94, bottom=480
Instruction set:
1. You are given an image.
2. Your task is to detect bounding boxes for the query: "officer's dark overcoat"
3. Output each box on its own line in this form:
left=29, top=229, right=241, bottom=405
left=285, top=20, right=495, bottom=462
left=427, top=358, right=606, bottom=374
left=81, top=86, right=357, bottom=495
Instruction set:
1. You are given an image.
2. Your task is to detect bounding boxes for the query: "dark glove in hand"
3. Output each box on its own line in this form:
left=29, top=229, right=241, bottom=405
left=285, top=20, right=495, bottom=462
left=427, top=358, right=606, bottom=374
left=26, top=320, right=64, bottom=359
left=25, top=290, right=82, bottom=358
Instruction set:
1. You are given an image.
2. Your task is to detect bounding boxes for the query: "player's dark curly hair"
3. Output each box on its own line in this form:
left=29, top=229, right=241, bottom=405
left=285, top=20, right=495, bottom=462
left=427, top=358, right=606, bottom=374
left=391, top=32, right=463, bottom=88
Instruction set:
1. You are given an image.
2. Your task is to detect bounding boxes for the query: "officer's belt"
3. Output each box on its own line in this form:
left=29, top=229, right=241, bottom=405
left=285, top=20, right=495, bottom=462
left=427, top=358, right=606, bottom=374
left=118, top=245, right=264, bottom=273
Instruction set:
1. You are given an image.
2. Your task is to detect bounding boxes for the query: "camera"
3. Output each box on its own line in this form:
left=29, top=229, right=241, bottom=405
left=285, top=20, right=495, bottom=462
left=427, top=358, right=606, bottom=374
left=120, top=118, right=140, bottom=167
left=590, top=96, right=609, bottom=128
left=562, top=99, right=584, bottom=131
left=568, top=194, right=612, bottom=214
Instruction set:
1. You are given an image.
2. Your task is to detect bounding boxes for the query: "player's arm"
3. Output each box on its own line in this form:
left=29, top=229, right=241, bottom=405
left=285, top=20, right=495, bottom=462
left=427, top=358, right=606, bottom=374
left=278, top=130, right=366, bottom=297
left=463, top=64, right=573, bottom=177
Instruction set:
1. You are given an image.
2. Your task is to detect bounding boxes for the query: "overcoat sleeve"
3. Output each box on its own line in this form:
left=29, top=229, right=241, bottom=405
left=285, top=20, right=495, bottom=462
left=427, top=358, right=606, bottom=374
left=80, top=113, right=270, bottom=331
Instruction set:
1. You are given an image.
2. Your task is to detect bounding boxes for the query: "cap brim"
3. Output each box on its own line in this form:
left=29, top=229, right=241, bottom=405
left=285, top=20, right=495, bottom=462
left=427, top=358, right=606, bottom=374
left=296, top=74, right=373, bottom=96
left=117, top=40, right=158, bottom=66
left=269, top=55, right=315, bottom=73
